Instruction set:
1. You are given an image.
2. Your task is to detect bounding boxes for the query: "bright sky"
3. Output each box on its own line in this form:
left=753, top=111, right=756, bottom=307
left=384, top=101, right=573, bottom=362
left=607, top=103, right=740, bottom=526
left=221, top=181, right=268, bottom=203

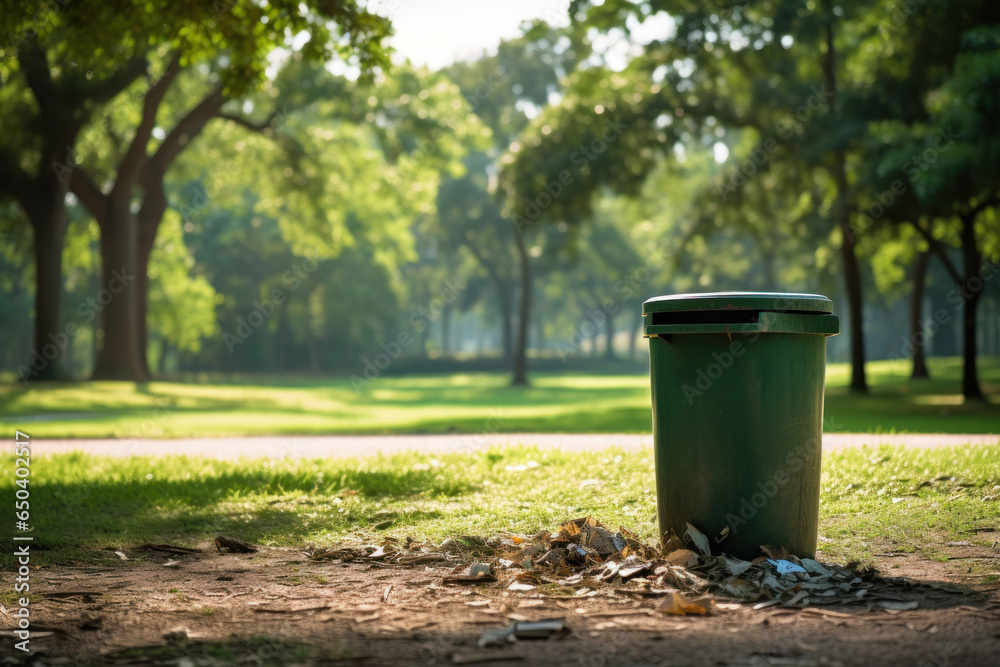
left=380, top=0, right=571, bottom=70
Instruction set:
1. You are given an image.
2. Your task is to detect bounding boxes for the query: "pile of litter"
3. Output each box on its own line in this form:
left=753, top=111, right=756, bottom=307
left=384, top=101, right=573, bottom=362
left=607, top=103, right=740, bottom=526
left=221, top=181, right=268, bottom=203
left=312, top=516, right=969, bottom=616
left=477, top=516, right=951, bottom=613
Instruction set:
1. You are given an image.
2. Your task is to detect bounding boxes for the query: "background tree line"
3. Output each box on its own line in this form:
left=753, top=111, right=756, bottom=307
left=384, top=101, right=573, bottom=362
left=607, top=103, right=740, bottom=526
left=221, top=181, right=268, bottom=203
left=1, top=1, right=998, bottom=398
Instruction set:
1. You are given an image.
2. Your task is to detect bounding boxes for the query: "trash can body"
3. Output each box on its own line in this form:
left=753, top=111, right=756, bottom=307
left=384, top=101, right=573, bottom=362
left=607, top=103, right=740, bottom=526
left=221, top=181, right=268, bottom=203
left=643, top=292, right=839, bottom=559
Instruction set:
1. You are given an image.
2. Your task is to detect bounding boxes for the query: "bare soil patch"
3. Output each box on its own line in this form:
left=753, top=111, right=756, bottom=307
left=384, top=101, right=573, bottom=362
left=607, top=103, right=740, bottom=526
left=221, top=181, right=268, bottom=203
left=3, top=539, right=999, bottom=666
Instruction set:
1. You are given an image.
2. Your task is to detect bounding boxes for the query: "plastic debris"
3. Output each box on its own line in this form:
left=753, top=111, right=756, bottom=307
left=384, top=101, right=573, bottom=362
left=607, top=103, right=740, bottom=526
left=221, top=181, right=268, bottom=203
left=656, top=592, right=718, bottom=615
left=477, top=618, right=567, bottom=648
left=768, top=559, right=808, bottom=574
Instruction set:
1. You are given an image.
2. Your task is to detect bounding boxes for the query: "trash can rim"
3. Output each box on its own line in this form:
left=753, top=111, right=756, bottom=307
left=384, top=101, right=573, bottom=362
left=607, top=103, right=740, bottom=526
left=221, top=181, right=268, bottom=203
left=643, top=291, right=833, bottom=315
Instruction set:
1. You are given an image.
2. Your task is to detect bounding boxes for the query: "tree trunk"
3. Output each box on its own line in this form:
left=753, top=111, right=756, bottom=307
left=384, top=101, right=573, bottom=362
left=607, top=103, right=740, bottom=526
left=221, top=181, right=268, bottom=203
left=92, top=206, right=149, bottom=381
left=24, top=199, right=68, bottom=382
left=134, top=199, right=164, bottom=379
left=499, top=287, right=513, bottom=359
left=823, top=2, right=867, bottom=393
left=604, top=310, right=616, bottom=360
left=441, top=303, right=452, bottom=353
left=628, top=310, right=641, bottom=361
left=959, top=213, right=983, bottom=400
left=910, top=250, right=931, bottom=380
left=511, top=230, right=531, bottom=387
left=840, top=229, right=868, bottom=392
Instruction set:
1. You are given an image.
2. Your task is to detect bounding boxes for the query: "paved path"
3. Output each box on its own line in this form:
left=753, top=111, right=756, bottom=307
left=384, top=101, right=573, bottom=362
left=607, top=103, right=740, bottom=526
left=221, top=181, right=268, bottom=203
left=31, top=433, right=999, bottom=460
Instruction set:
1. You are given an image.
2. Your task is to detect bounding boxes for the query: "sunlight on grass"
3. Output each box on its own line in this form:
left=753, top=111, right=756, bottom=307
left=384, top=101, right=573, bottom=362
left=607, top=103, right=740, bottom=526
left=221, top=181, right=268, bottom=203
left=2, top=444, right=996, bottom=567
left=0, top=357, right=996, bottom=438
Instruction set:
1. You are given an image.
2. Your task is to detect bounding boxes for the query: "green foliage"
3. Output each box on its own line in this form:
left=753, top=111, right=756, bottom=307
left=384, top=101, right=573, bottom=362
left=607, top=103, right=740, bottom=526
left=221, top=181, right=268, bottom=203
left=147, top=210, right=219, bottom=354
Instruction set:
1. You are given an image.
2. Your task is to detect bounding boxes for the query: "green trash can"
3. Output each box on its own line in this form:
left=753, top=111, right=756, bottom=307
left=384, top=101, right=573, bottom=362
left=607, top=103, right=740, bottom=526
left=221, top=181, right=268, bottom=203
left=643, top=292, right=839, bottom=559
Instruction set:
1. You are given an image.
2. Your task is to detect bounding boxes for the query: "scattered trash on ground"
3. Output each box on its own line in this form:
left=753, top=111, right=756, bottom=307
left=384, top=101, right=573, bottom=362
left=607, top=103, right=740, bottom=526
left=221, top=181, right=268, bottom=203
left=477, top=617, right=568, bottom=648
left=303, top=514, right=968, bottom=647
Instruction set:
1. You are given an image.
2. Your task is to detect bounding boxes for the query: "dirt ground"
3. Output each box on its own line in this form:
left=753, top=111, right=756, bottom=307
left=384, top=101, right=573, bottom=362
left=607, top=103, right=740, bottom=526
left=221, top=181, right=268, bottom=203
left=2, top=540, right=999, bottom=667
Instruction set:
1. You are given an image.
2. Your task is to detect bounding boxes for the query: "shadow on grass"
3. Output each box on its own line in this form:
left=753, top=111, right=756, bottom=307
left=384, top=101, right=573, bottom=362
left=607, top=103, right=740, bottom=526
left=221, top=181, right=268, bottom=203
left=1, top=459, right=473, bottom=553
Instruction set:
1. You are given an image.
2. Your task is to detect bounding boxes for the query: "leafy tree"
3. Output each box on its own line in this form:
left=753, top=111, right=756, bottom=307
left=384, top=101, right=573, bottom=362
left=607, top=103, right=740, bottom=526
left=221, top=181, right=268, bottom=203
left=866, top=27, right=1000, bottom=398
left=500, top=0, right=999, bottom=393
left=1, top=0, right=390, bottom=381
left=446, top=21, right=591, bottom=385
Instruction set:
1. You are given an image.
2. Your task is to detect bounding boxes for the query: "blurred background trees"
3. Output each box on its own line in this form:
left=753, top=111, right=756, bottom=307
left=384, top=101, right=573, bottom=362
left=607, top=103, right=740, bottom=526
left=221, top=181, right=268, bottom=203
left=1, top=1, right=998, bottom=397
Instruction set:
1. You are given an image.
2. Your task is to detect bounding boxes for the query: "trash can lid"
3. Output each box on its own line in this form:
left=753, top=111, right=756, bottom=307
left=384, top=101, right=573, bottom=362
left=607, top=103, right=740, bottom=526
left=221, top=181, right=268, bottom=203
left=643, top=291, right=833, bottom=315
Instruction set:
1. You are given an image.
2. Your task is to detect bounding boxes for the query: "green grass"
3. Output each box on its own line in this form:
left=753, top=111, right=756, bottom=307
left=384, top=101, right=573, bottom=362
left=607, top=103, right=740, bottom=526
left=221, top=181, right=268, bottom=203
left=1, top=444, right=996, bottom=566
left=0, top=357, right=997, bottom=438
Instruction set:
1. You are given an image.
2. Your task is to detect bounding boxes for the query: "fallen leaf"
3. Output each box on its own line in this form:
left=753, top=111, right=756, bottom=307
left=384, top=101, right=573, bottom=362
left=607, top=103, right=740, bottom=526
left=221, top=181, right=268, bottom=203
left=722, top=556, right=753, bottom=577
left=382, top=584, right=393, bottom=603
left=878, top=600, right=918, bottom=611
left=513, top=617, right=567, bottom=638
left=656, top=592, right=718, bottom=615
left=508, top=582, right=536, bottom=592
left=114, top=551, right=128, bottom=561
left=666, top=549, right=699, bottom=568
left=800, top=558, right=833, bottom=576
left=684, top=524, right=712, bottom=557
left=470, top=563, right=493, bottom=578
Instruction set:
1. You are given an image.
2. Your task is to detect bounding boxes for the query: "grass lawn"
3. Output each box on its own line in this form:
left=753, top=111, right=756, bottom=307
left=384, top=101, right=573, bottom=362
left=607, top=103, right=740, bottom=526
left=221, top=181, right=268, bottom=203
left=0, top=357, right=997, bottom=438
left=3, top=444, right=997, bottom=571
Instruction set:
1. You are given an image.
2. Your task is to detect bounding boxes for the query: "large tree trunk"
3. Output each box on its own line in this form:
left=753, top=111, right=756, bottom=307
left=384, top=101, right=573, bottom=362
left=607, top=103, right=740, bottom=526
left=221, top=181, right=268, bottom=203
left=959, top=213, right=984, bottom=400
left=823, top=1, right=867, bottom=393
left=511, top=230, right=531, bottom=387
left=910, top=250, right=931, bottom=380
left=92, top=206, right=149, bottom=381
left=840, top=228, right=868, bottom=392
left=25, top=197, right=68, bottom=382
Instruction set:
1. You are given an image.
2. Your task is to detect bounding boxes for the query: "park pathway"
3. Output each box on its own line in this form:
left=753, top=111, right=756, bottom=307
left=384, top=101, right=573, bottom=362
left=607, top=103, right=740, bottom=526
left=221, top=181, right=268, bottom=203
left=31, top=432, right=999, bottom=460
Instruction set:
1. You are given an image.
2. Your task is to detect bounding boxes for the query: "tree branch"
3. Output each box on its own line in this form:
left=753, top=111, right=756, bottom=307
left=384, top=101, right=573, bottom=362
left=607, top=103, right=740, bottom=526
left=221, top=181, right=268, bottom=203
left=146, top=86, right=226, bottom=177
left=114, top=53, right=183, bottom=194
left=217, top=110, right=279, bottom=135
left=18, top=39, right=58, bottom=116
left=909, top=218, right=962, bottom=284
left=69, top=166, right=108, bottom=228
left=84, top=55, right=149, bottom=104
